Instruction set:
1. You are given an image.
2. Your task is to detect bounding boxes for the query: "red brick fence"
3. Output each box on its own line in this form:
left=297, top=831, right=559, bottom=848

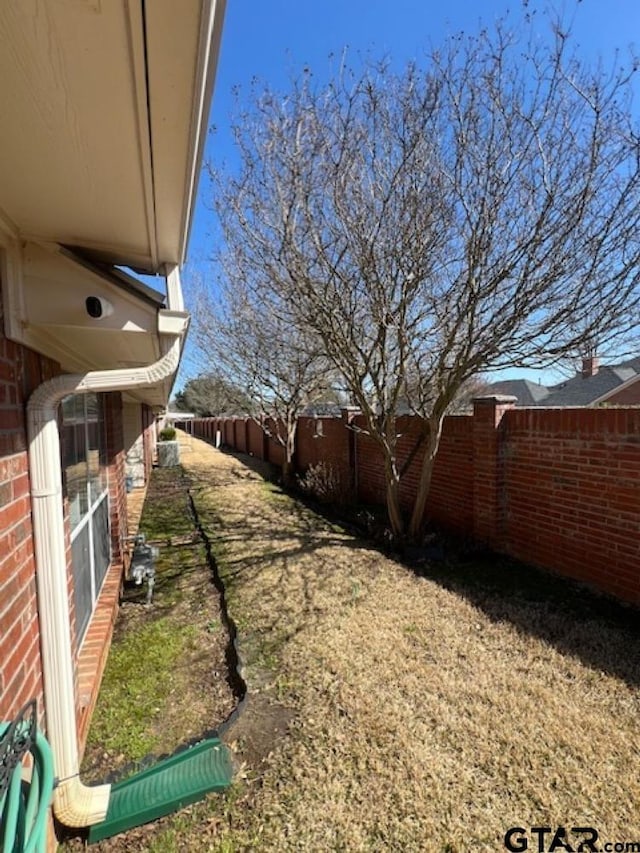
left=185, top=397, right=640, bottom=606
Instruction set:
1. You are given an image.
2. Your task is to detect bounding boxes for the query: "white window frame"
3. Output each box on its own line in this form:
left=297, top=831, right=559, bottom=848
left=65, top=394, right=111, bottom=636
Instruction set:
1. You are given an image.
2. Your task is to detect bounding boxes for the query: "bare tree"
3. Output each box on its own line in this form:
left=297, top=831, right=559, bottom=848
left=172, top=373, right=253, bottom=416
left=211, top=12, right=640, bottom=539
left=193, top=276, right=335, bottom=485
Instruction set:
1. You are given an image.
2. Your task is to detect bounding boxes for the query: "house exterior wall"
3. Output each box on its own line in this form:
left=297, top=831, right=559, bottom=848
left=191, top=402, right=640, bottom=606
left=75, top=391, right=128, bottom=752
left=0, top=310, right=130, bottom=743
left=603, top=381, right=640, bottom=405
left=0, top=300, right=136, bottom=853
left=104, top=392, right=128, bottom=570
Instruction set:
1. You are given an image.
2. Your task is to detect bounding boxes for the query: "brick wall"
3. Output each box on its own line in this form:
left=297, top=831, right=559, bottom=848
left=501, top=407, right=640, bottom=602
left=296, top=416, right=352, bottom=485
left=248, top=419, right=265, bottom=457
left=200, top=417, right=211, bottom=443
left=265, top=418, right=285, bottom=467
left=191, top=400, right=640, bottom=605
left=0, top=330, right=60, bottom=725
left=0, top=447, right=45, bottom=723
left=235, top=418, right=248, bottom=453
left=352, top=414, right=475, bottom=533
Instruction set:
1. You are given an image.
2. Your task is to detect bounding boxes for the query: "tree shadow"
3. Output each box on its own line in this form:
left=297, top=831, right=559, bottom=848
left=190, top=443, right=640, bottom=691
left=187, top=498, right=380, bottom=647
left=402, top=540, right=640, bottom=689
left=185, top=463, right=386, bottom=656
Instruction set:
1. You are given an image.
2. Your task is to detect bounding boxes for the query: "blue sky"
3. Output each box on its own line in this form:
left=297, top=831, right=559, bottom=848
left=176, top=0, right=640, bottom=390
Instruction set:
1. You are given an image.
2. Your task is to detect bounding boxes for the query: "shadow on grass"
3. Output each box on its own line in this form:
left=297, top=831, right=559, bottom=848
left=199, top=442, right=640, bottom=691
left=184, top=502, right=374, bottom=653
left=187, top=449, right=373, bottom=569
left=414, top=544, right=640, bottom=684
left=185, top=449, right=386, bottom=658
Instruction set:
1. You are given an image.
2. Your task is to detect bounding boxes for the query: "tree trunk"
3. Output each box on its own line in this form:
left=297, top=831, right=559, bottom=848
left=386, top=477, right=404, bottom=539
left=408, top=415, right=444, bottom=541
left=383, top=452, right=405, bottom=538
left=282, top=417, right=297, bottom=487
left=282, top=458, right=295, bottom=487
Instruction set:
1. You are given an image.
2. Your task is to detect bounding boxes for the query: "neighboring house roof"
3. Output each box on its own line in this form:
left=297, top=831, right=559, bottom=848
left=301, top=403, right=343, bottom=417
left=486, top=357, right=640, bottom=407
left=544, top=368, right=632, bottom=406
left=485, top=379, right=550, bottom=407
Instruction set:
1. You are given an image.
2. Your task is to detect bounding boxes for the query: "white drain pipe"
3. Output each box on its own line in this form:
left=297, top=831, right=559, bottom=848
left=27, top=333, right=182, bottom=826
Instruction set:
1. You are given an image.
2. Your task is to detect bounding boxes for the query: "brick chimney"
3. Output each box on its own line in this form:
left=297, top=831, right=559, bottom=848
left=581, top=356, right=599, bottom=378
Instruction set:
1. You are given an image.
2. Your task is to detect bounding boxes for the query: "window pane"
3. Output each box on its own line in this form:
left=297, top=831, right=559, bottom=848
left=72, top=524, right=92, bottom=643
left=87, top=394, right=107, bottom=504
left=62, top=393, right=112, bottom=645
left=61, top=397, right=76, bottom=470
left=92, top=496, right=110, bottom=592
left=62, top=395, right=88, bottom=530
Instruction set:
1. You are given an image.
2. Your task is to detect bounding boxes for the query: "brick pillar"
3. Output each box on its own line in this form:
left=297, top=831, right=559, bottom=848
left=472, top=395, right=516, bottom=548
left=104, top=391, right=127, bottom=566
left=141, top=404, right=154, bottom=483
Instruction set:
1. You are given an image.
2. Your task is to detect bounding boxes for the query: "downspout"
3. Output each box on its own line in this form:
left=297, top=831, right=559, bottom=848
left=27, top=328, right=184, bottom=827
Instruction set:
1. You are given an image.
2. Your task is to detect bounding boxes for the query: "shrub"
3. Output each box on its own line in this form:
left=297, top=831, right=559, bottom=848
left=298, top=461, right=352, bottom=506
left=159, top=426, right=177, bottom=441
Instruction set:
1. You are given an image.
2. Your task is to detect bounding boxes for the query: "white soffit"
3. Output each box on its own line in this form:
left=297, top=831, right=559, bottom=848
left=0, top=2, right=153, bottom=267
left=14, top=242, right=161, bottom=373
left=0, top=1, right=225, bottom=272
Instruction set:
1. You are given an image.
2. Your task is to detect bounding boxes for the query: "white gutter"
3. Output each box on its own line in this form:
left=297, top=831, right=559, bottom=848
left=179, top=0, right=226, bottom=265
left=27, top=328, right=184, bottom=826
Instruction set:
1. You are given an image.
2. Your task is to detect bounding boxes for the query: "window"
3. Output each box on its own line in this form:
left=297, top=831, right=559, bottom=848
left=61, top=394, right=110, bottom=643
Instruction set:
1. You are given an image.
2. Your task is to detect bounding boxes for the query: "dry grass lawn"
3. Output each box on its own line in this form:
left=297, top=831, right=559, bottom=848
left=177, top=435, right=640, bottom=852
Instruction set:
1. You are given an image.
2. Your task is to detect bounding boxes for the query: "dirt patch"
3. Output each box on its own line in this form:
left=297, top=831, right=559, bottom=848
left=221, top=694, right=295, bottom=770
